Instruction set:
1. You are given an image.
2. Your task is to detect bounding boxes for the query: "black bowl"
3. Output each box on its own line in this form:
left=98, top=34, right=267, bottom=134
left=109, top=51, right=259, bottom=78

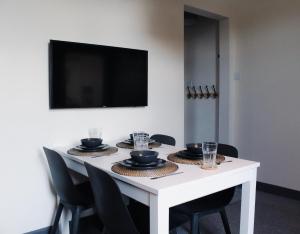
left=186, top=143, right=202, bottom=154
left=130, top=150, right=158, bottom=164
left=81, top=138, right=103, bottom=148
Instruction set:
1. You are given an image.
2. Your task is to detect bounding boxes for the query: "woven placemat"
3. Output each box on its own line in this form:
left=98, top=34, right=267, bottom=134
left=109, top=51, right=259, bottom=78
left=67, top=147, right=118, bottom=157
left=111, top=161, right=178, bottom=177
left=116, top=142, right=162, bottom=149
left=167, top=153, right=225, bottom=165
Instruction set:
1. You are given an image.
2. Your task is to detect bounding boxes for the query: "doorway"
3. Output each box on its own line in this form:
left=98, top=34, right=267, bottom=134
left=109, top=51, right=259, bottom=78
left=184, top=12, right=220, bottom=144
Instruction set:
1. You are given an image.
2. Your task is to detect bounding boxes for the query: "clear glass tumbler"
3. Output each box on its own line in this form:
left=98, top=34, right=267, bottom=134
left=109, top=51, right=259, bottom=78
left=133, top=132, right=149, bottom=150
left=88, top=128, right=102, bottom=139
left=202, top=142, right=218, bottom=169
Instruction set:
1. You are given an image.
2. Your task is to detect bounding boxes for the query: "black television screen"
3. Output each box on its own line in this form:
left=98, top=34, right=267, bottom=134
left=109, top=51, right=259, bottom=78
left=49, top=40, right=148, bottom=108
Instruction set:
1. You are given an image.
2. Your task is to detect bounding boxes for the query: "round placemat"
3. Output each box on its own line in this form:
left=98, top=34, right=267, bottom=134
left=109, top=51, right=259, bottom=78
left=111, top=161, right=178, bottom=177
left=67, top=147, right=118, bottom=157
left=167, top=153, right=225, bottom=165
left=116, top=142, right=162, bottom=149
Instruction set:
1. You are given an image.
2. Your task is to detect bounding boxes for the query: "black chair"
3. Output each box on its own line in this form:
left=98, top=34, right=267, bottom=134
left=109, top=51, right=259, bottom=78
left=150, top=134, right=176, bottom=146
left=174, top=143, right=238, bottom=234
left=84, top=162, right=189, bottom=234
left=43, top=147, right=95, bottom=234
left=84, top=162, right=139, bottom=234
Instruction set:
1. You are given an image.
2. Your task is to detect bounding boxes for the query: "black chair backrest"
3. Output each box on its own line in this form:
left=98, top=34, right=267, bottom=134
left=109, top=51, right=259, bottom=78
left=217, top=143, right=238, bottom=158
left=43, top=147, right=83, bottom=205
left=214, top=143, right=238, bottom=206
left=150, top=134, right=176, bottom=146
left=84, top=163, right=139, bottom=234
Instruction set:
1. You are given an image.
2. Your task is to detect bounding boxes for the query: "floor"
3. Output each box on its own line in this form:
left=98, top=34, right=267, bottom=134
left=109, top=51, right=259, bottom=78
left=176, top=189, right=300, bottom=234
left=79, top=189, right=300, bottom=234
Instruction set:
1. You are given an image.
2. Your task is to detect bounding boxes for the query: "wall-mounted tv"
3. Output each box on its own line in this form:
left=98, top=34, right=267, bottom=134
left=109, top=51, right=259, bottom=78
left=49, top=40, right=148, bottom=109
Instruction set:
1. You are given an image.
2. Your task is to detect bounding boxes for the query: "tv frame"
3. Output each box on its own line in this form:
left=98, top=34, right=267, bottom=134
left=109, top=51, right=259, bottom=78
left=48, top=39, right=148, bottom=109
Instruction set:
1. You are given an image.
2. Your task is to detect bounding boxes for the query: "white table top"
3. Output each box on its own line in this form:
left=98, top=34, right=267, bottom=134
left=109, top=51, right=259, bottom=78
left=58, top=144, right=260, bottom=195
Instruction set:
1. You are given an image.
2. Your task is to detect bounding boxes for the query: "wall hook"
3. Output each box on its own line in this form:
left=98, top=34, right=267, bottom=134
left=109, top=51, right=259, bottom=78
left=204, top=85, right=211, bottom=99
left=192, top=86, right=198, bottom=99
left=198, top=86, right=204, bottom=99
left=212, top=85, right=218, bottom=98
left=186, top=86, right=192, bottom=99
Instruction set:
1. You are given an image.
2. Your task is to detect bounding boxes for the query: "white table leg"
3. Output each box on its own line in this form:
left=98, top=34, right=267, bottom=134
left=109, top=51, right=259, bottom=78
left=240, top=169, right=257, bottom=234
left=150, top=193, right=169, bottom=234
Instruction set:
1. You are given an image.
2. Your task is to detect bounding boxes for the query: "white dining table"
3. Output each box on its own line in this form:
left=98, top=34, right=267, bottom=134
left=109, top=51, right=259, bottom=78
left=57, top=144, right=260, bottom=234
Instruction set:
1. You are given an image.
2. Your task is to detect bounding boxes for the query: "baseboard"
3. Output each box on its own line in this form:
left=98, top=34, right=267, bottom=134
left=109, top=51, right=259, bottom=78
left=24, top=226, right=51, bottom=234
left=257, top=181, right=300, bottom=201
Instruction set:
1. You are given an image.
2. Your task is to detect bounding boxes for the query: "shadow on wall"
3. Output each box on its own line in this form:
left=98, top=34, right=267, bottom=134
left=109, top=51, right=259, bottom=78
left=138, top=0, right=182, bottom=51
left=38, top=148, right=58, bottom=225
left=39, top=148, right=56, bottom=197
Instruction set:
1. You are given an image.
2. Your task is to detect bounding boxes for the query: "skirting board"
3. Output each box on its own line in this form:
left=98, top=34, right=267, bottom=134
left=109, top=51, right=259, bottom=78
left=257, top=181, right=300, bottom=201
left=23, top=226, right=51, bottom=234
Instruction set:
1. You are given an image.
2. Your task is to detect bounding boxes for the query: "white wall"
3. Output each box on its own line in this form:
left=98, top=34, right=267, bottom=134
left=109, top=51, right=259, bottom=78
left=0, top=0, right=184, bottom=233
left=185, top=0, right=300, bottom=191
left=184, top=16, right=218, bottom=143
left=229, top=0, right=300, bottom=191
left=1, top=0, right=300, bottom=232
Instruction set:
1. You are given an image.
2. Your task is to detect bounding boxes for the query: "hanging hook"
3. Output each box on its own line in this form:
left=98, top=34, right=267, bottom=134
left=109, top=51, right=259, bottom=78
left=212, top=85, right=218, bottom=98
left=199, top=85, right=204, bottom=99
left=205, top=85, right=211, bottom=99
left=186, top=86, right=192, bottom=99
left=192, top=86, right=198, bottom=99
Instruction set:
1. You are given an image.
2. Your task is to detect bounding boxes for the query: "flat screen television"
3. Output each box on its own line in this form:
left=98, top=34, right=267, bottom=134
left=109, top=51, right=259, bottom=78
left=49, top=40, right=148, bottom=109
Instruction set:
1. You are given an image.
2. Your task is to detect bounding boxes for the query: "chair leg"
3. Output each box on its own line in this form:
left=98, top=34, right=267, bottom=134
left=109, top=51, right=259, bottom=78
left=71, top=206, right=82, bottom=234
left=220, top=209, right=231, bottom=234
left=191, top=214, right=199, bottom=234
left=50, top=202, right=64, bottom=234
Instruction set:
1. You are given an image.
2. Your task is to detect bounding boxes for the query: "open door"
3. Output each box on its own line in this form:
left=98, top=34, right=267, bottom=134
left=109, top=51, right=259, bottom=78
left=184, top=12, right=220, bottom=144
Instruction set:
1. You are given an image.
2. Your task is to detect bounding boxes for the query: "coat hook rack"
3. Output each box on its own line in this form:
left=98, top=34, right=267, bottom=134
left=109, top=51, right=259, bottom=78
left=192, top=86, right=198, bottom=99
left=186, top=86, right=192, bottom=99
left=212, top=85, right=218, bottom=98
left=199, top=85, right=204, bottom=99
left=186, top=84, right=219, bottom=100
left=204, top=85, right=211, bottom=99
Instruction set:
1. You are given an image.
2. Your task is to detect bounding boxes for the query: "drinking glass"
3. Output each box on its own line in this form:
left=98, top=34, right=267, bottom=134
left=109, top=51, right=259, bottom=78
left=133, top=132, right=149, bottom=150
left=88, top=128, right=102, bottom=139
left=202, top=142, right=218, bottom=169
